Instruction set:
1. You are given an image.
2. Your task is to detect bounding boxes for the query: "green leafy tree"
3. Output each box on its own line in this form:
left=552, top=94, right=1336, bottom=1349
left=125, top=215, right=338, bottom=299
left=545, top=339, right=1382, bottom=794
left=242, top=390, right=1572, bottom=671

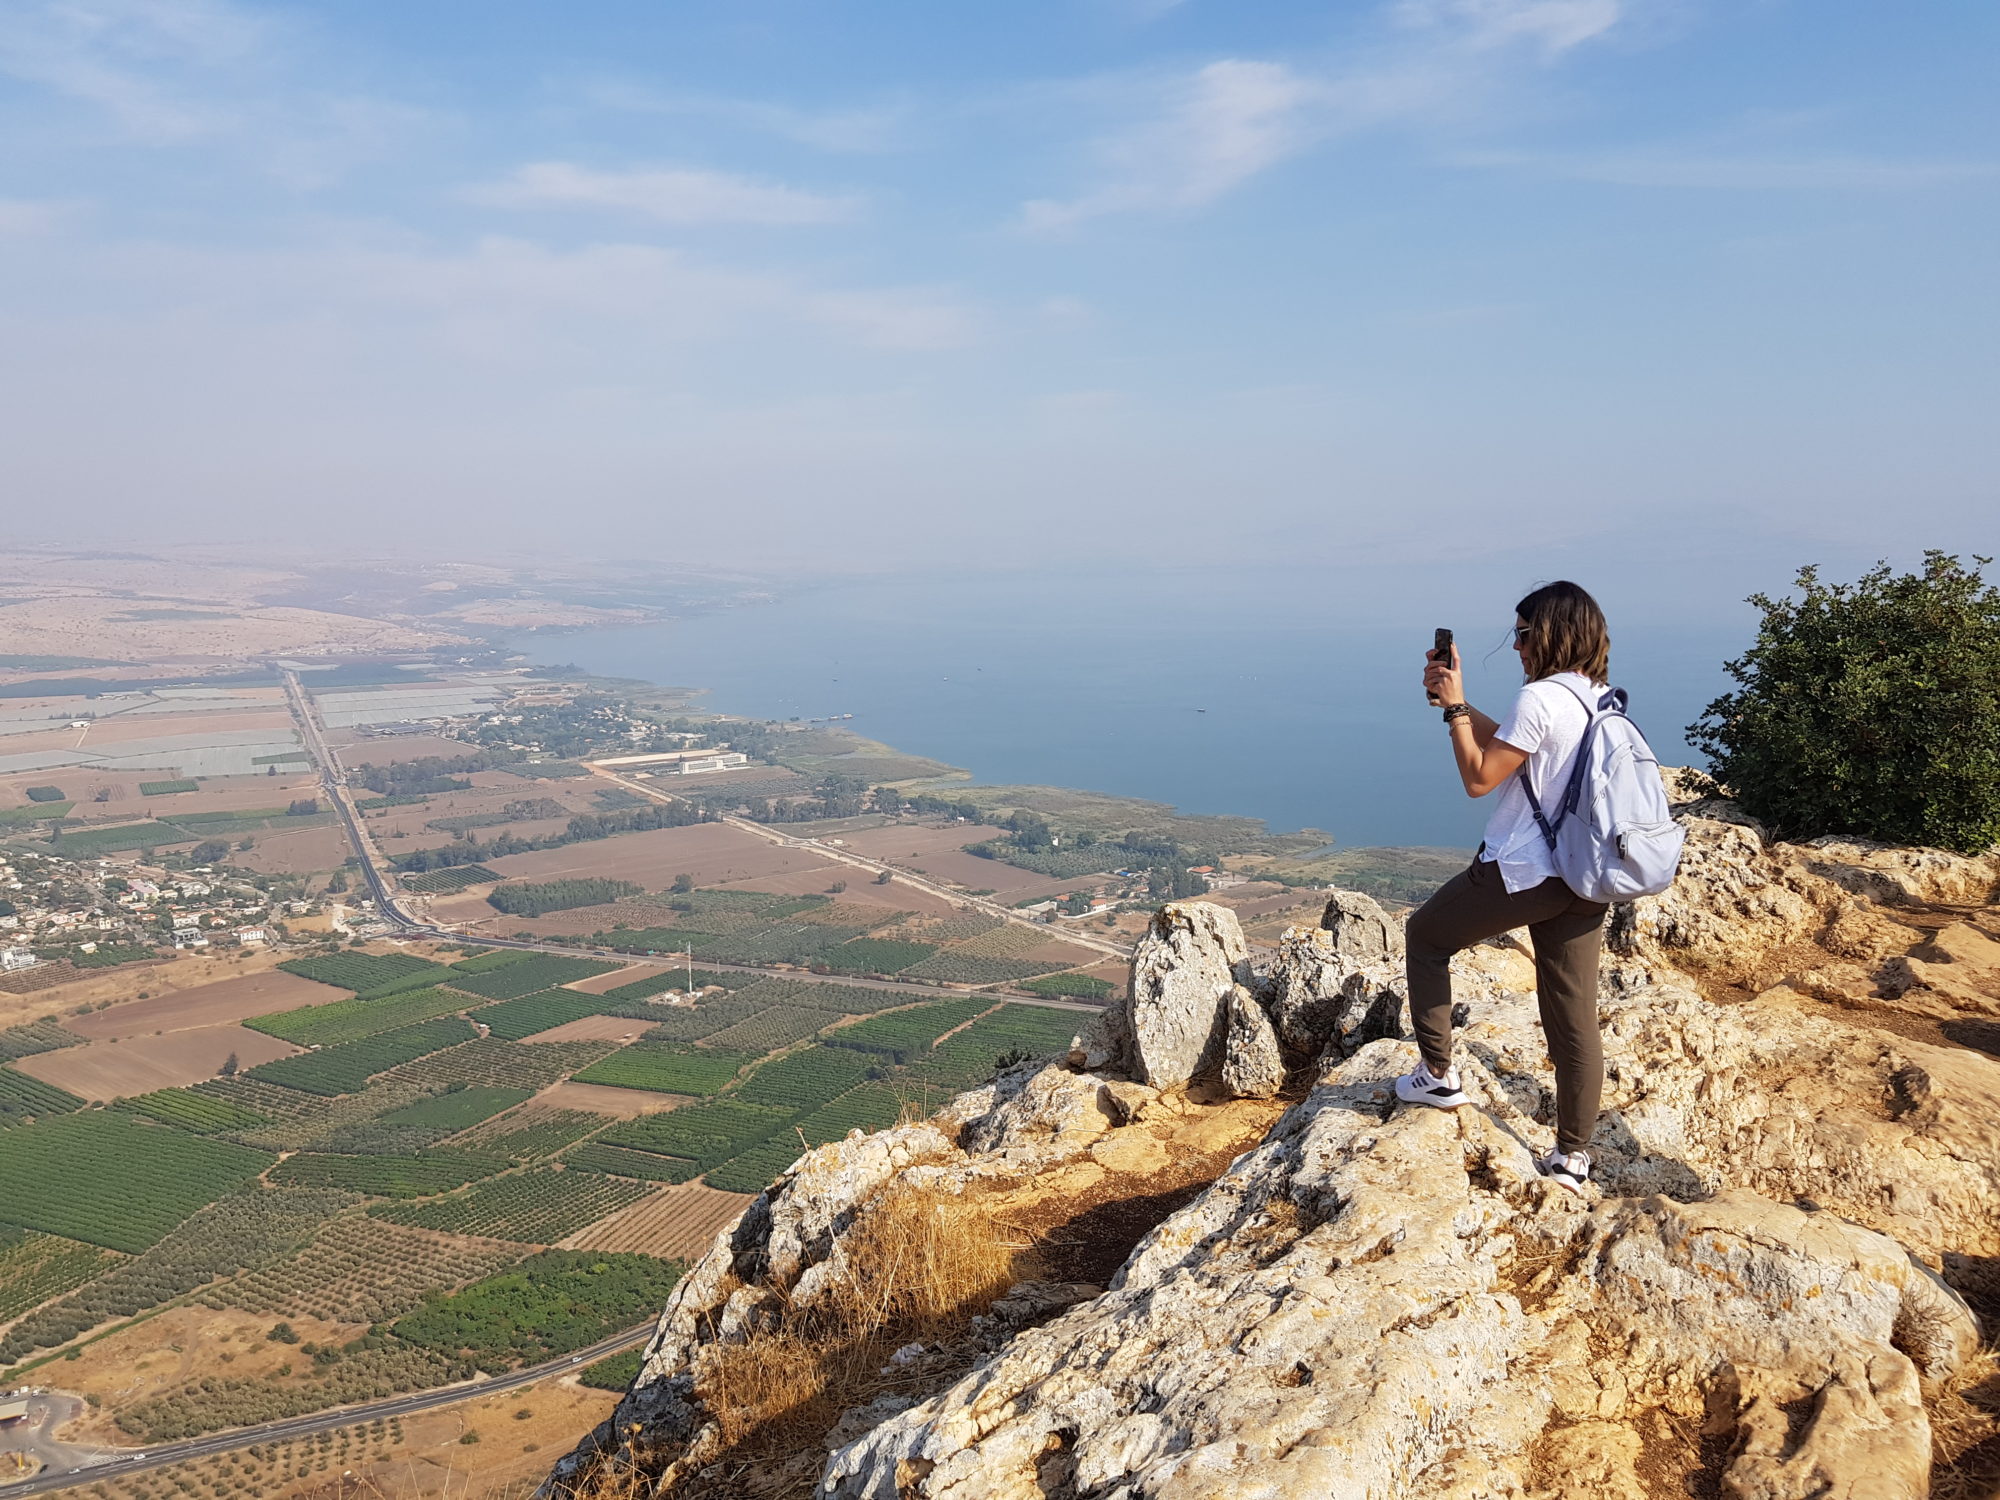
left=190, top=839, right=229, bottom=864
left=1688, top=553, right=2000, bottom=852
left=670, top=872, right=695, bottom=894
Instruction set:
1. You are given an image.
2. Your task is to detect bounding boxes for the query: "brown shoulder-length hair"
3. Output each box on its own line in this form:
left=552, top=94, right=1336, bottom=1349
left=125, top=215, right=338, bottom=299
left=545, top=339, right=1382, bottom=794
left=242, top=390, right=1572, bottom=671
left=1515, top=581, right=1609, bottom=685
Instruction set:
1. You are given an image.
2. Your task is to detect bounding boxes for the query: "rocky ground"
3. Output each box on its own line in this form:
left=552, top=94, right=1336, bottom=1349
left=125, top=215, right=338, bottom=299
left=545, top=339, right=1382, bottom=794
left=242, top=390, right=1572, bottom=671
left=549, top=788, right=2000, bottom=1500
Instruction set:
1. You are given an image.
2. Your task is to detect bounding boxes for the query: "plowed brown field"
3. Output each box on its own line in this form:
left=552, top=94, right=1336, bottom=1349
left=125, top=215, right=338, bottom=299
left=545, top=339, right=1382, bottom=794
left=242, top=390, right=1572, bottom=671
left=65, top=967, right=332, bottom=1037
left=15, top=1021, right=298, bottom=1099
left=565, top=1182, right=754, bottom=1259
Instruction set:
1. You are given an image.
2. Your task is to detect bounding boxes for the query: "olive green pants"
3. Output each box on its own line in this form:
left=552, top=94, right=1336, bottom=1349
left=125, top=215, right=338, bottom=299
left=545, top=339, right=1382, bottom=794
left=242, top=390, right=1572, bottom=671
left=1406, top=857, right=1608, bottom=1155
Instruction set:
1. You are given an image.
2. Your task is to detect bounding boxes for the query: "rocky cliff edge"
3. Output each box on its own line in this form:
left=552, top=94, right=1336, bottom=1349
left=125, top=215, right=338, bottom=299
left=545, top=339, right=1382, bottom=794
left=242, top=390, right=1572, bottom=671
left=550, top=793, right=2000, bottom=1500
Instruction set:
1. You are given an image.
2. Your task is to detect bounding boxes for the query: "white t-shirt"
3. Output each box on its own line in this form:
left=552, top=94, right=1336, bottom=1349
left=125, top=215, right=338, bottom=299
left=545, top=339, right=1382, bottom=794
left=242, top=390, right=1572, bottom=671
left=1482, top=672, right=1597, bottom=893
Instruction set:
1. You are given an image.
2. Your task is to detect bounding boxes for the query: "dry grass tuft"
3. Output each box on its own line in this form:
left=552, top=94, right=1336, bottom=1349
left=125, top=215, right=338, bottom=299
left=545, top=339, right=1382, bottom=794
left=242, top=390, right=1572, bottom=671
left=635, top=1186, right=1032, bottom=1497
left=1930, top=1348, right=2000, bottom=1500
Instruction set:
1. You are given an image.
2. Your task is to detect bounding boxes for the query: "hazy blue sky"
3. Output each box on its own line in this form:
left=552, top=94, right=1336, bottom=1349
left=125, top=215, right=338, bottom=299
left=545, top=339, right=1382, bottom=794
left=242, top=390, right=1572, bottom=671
left=0, top=1, right=1992, bottom=585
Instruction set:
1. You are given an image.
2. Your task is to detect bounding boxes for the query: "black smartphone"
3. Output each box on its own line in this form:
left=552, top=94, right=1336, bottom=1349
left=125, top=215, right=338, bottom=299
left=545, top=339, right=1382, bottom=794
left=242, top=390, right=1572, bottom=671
left=1426, top=628, right=1453, bottom=705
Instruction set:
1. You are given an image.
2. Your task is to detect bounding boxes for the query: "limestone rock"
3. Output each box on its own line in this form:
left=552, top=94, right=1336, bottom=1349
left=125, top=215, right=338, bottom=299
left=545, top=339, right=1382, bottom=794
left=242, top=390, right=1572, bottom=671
left=819, top=1031, right=1980, bottom=1500
left=1218, top=983, right=1283, bottom=1098
left=1262, top=913, right=1407, bottom=1060
left=1066, top=1002, right=1130, bottom=1074
left=1318, top=887, right=1403, bottom=964
left=1127, top=901, right=1249, bottom=1089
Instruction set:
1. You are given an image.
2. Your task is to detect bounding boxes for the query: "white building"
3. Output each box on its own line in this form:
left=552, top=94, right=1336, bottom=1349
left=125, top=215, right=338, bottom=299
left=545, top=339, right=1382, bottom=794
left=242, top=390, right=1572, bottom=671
left=1, top=949, right=38, bottom=972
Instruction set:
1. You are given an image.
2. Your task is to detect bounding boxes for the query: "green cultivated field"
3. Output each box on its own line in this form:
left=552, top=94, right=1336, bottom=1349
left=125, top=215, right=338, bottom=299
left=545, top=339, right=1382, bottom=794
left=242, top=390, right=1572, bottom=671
left=702, top=1004, right=832, bottom=1054
left=907, top=1005, right=1081, bottom=1092
left=0, top=1067, right=85, bottom=1126
left=246, top=1017, right=475, bottom=1096
left=246, top=986, right=472, bottom=1046
left=0, top=1228, right=123, bottom=1325
left=1017, top=972, right=1115, bottom=999
left=0, top=1019, right=85, bottom=1063
left=734, top=1044, right=874, bottom=1113
left=824, top=999, right=991, bottom=1063
left=469, top=989, right=644, bottom=1041
left=0, top=1112, right=275, bottom=1252
left=391, top=1249, right=683, bottom=1373
left=593, top=1099, right=789, bottom=1172
left=572, top=1042, right=754, bottom=1096
left=447, top=949, right=533, bottom=975
left=372, top=1086, right=530, bottom=1133
left=562, top=1143, right=701, bottom=1182
left=139, top=779, right=199, bottom=795
left=278, top=952, right=456, bottom=999
left=443, top=954, right=621, bottom=1000
left=381, top=1038, right=614, bottom=1093
left=373, top=1168, right=650, bottom=1244
left=460, top=1109, right=606, bottom=1162
left=822, top=937, right=937, bottom=974
left=900, top=952, right=1068, bottom=984
left=400, top=865, right=499, bottom=892
left=0, top=801, right=72, bottom=825
left=579, top=1346, right=644, bottom=1391
left=116, top=1090, right=267, bottom=1134
left=486, top=878, right=642, bottom=917
left=269, top=1150, right=510, bottom=1197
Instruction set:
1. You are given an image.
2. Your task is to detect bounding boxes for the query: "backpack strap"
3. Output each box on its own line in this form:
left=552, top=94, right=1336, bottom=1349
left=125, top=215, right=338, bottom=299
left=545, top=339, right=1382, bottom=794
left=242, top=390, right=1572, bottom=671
left=1516, top=679, right=1621, bottom=850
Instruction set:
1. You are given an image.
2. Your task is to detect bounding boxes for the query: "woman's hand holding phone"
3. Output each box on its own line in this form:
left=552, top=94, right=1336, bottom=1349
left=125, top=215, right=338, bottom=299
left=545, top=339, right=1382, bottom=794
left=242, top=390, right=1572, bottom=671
left=1424, top=644, right=1463, bottom=709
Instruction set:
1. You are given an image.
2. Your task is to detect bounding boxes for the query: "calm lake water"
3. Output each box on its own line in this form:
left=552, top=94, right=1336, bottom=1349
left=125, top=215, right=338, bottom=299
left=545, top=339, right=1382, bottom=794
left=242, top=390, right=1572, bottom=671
left=533, top=567, right=1747, bottom=850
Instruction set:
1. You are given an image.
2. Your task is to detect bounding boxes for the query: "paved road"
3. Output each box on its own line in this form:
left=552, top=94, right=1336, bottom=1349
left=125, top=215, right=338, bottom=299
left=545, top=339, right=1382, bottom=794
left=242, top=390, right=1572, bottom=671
left=0, top=1327, right=651, bottom=1498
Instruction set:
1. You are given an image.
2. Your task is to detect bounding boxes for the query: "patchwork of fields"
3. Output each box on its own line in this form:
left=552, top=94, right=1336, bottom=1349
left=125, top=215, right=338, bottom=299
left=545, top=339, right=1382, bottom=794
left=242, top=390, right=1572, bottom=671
left=0, top=910, right=1096, bottom=1441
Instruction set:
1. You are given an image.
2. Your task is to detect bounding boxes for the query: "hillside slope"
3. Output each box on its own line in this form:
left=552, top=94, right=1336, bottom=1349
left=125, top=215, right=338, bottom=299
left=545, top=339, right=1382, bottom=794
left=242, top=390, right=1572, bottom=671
left=549, top=789, right=2000, bottom=1499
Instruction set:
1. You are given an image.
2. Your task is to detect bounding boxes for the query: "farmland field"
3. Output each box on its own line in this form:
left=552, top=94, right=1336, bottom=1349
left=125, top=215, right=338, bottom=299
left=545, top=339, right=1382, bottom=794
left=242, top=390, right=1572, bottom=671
left=269, top=1149, right=510, bottom=1197
left=400, top=865, right=498, bottom=893
left=470, top=989, right=638, bottom=1041
left=139, top=779, right=198, bottom=795
left=380, top=1037, right=615, bottom=1092
left=734, top=1044, right=874, bottom=1113
left=637, top=992, right=768, bottom=1042
left=244, top=985, right=472, bottom=1046
left=700, top=1004, right=831, bottom=1054
left=906, top=1004, right=1082, bottom=1091
left=207, top=1215, right=523, bottom=1324
left=824, top=999, right=992, bottom=1063
left=61, top=968, right=332, bottom=1039
left=278, top=952, right=454, bottom=997
left=390, top=1249, right=683, bottom=1371
left=0, top=1228, right=123, bottom=1325
left=594, top=1098, right=788, bottom=1170
left=1017, top=972, right=1115, bottom=999
left=822, top=937, right=937, bottom=974
left=443, top=954, right=620, bottom=1001
left=0, top=1186, right=352, bottom=1364
left=700, top=1138, right=808, bottom=1193
left=561, top=1142, right=701, bottom=1183
left=12, top=1023, right=296, bottom=1101
left=568, top=1182, right=753, bottom=1258
left=0, top=1111, right=275, bottom=1252
left=116, top=1088, right=268, bottom=1134
left=453, top=1104, right=606, bottom=1161
left=0, top=1018, right=85, bottom=1062
left=487, top=877, right=642, bottom=916
left=446, top=948, right=533, bottom=975
left=595, top=967, right=746, bottom=1002
left=373, top=1085, right=530, bottom=1134
left=572, top=1042, right=754, bottom=1097
left=730, top=976, right=912, bottom=1015
left=373, top=1169, right=652, bottom=1244
left=0, top=1065, right=84, bottom=1125
left=899, top=951, right=1068, bottom=984
left=245, top=1017, right=475, bottom=1096
left=580, top=1347, right=643, bottom=1391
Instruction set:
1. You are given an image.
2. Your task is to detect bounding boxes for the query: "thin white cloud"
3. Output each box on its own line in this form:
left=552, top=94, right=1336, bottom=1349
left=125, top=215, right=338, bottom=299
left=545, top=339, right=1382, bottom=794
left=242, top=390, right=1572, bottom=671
left=1393, top=0, right=1623, bottom=56
left=581, top=83, right=906, bottom=154
left=468, top=162, right=860, bottom=227
left=1457, top=148, right=2000, bottom=190
left=0, top=0, right=432, bottom=182
left=1021, top=0, right=1634, bottom=229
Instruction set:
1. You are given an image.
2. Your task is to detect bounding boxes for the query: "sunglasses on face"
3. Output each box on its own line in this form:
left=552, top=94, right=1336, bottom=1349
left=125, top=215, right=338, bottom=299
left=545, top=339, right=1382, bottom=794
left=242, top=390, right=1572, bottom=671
left=1513, top=625, right=1530, bottom=644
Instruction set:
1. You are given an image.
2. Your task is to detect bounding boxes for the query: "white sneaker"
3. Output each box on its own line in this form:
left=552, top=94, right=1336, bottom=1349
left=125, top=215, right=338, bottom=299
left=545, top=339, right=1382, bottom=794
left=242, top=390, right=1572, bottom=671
left=1540, top=1149, right=1592, bottom=1195
left=1395, top=1061, right=1468, bottom=1110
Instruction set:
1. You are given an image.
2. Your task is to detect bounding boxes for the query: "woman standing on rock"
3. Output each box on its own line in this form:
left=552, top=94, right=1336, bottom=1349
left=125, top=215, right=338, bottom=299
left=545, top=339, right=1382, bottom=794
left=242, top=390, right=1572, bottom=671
left=1396, top=580, right=1612, bottom=1195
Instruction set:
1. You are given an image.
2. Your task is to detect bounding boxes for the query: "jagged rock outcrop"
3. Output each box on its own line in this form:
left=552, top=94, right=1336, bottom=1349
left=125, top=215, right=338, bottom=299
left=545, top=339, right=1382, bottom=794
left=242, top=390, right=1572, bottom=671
left=1218, top=984, right=1283, bottom=1098
left=553, top=800, right=2000, bottom=1500
left=1126, top=902, right=1252, bottom=1089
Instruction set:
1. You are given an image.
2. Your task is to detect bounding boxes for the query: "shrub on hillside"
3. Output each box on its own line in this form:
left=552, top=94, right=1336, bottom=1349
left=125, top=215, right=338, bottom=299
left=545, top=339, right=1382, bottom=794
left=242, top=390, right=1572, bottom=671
left=1688, top=553, right=2000, bottom=853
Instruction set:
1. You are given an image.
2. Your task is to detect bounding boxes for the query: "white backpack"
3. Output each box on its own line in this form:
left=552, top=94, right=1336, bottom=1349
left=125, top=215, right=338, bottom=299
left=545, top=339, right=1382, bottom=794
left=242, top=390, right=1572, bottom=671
left=1520, top=680, right=1685, bottom=904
